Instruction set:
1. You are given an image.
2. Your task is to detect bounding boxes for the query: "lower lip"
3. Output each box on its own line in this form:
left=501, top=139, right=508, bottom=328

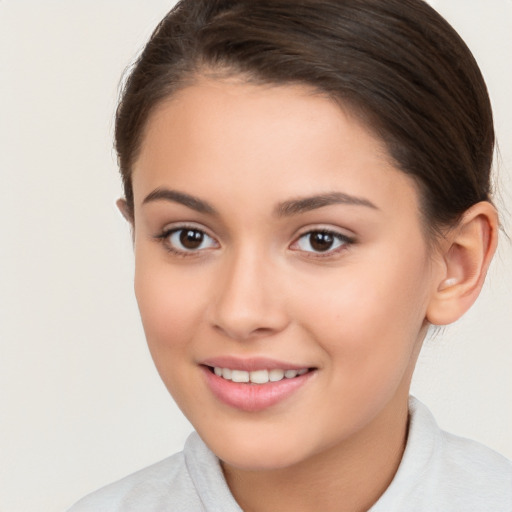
left=201, top=366, right=315, bottom=412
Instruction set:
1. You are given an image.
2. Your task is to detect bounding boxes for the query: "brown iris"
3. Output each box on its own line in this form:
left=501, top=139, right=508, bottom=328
left=309, top=231, right=335, bottom=252
left=179, top=229, right=204, bottom=250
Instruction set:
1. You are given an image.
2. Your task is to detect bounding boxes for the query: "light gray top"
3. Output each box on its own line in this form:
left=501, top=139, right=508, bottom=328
left=68, top=397, right=512, bottom=511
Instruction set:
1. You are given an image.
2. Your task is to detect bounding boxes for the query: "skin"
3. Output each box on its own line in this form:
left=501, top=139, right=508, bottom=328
left=125, top=77, right=497, bottom=512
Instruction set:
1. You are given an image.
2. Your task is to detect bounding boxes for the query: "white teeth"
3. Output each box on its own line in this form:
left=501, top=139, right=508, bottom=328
left=231, top=370, right=250, bottom=383
left=250, top=369, right=269, bottom=384
left=268, top=369, right=285, bottom=382
left=212, top=366, right=309, bottom=384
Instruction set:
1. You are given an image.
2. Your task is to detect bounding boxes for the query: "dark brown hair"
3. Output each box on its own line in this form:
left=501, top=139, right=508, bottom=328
left=115, top=0, right=494, bottom=232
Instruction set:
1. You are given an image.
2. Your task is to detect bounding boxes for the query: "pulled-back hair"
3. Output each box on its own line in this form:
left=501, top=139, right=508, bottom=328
left=115, top=0, right=494, bottom=232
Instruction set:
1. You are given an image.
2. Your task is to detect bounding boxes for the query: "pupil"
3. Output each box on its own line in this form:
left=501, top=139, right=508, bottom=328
left=180, top=229, right=203, bottom=249
left=311, top=232, right=334, bottom=252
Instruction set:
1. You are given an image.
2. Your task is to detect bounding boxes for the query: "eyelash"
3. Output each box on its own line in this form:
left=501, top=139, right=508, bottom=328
left=154, top=225, right=218, bottom=257
left=154, top=226, right=355, bottom=258
left=291, top=229, right=355, bottom=258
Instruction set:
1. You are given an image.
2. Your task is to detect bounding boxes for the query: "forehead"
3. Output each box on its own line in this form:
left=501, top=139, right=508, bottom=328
left=132, top=78, right=420, bottom=220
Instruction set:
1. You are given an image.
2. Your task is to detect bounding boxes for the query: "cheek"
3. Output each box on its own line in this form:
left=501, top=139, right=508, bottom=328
left=133, top=258, right=211, bottom=415
left=134, top=257, right=205, bottom=353
left=294, top=240, right=432, bottom=367
left=288, top=250, right=431, bottom=438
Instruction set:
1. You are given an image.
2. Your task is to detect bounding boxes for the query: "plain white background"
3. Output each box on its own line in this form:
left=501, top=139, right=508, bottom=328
left=0, top=1, right=510, bottom=511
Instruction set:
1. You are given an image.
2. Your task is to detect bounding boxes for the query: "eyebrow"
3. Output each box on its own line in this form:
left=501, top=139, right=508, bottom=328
left=142, top=188, right=217, bottom=215
left=275, top=192, right=378, bottom=217
left=142, top=187, right=377, bottom=217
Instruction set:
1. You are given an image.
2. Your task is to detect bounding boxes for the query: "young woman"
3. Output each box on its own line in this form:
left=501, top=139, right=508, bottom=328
left=69, top=0, right=512, bottom=510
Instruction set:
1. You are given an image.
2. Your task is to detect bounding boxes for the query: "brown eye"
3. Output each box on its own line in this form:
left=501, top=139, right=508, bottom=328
left=164, top=227, right=218, bottom=253
left=292, top=230, right=353, bottom=255
left=310, top=232, right=335, bottom=252
left=179, top=229, right=204, bottom=249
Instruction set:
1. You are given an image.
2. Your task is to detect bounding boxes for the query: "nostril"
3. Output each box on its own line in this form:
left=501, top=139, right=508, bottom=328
left=212, top=323, right=281, bottom=341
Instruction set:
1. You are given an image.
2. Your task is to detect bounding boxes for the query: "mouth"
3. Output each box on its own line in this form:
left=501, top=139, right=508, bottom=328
left=200, top=361, right=316, bottom=412
left=208, top=366, right=311, bottom=384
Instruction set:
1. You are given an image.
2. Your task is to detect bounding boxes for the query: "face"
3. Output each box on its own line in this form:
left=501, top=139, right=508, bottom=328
left=130, top=78, right=440, bottom=471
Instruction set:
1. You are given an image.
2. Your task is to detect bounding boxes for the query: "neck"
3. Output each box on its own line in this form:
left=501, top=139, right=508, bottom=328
left=222, top=394, right=409, bottom=512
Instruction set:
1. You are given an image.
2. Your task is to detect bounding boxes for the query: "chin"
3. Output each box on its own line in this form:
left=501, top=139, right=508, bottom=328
left=220, top=447, right=304, bottom=472
left=199, top=424, right=321, bottom=472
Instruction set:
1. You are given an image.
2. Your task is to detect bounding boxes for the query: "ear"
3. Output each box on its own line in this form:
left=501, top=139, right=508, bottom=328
left=426, top=201, right=498, bottom=326
left=116, top=198, right=134, bottom=225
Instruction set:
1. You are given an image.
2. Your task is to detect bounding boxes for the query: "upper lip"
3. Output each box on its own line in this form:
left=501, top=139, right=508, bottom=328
left=200, top=356, right=312, bottom=372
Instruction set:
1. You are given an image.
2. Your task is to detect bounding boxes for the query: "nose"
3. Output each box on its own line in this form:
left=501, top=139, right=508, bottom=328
left=208, top=249, right=290, bottom=341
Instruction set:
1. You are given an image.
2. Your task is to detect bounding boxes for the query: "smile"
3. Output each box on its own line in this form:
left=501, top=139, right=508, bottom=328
left=202, top=362, right=316, bottom=412
left=212, top=367, right=310, bottom=384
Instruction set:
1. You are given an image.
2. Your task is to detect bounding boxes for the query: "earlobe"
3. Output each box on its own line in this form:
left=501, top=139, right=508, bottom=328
left=426, top=201, right=498, bottom=326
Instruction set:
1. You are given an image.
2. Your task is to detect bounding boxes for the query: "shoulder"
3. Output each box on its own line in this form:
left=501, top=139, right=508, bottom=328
left=435, top=428, right=512, bottom=505
left=415, top=397, right=512, bottom=498
left=67, top=447, right=198, bottom=512
left=373, top=397, right=512, bottom=511
left=67, top=432, right=241, bottom=512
